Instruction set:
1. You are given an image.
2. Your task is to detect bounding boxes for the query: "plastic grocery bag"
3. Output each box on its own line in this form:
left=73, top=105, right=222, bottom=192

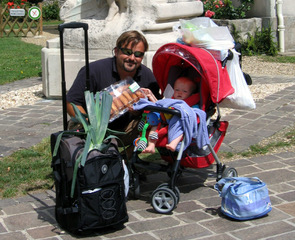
left=220, top=49, right=256, bottom=109
left=177, top=17, right=234, bottom=60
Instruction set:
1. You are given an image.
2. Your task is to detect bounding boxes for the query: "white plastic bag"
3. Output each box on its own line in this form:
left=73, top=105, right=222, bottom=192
left=178, top=17, right=234, bottom=60
left=220, top=50, right=256, bottom=109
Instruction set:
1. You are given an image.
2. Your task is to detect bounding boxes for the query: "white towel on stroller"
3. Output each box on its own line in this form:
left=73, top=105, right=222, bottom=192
left=133, top=98, right=210, bottom=151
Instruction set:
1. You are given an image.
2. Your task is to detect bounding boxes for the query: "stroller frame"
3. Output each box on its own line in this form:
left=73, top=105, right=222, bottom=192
left=129, top=105, right=237, bottom=214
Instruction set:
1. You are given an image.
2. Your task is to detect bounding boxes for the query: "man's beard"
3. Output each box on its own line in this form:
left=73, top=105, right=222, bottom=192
left=122, top=59, right=138, bottom=72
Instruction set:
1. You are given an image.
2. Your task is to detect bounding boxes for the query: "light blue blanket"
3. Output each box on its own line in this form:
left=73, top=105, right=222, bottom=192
left=133, top=98, right=210, bottom=151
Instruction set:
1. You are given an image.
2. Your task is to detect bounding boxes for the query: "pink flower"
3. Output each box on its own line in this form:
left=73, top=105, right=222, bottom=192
left=215, top=5, right=219, bottom=8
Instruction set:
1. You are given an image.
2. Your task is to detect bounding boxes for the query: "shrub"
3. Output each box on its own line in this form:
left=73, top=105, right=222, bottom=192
left=201, top=0, right=254, bottom=19
left=42, top=0, right=60, bottom=20
left=241, top=26, right=278, bottom=56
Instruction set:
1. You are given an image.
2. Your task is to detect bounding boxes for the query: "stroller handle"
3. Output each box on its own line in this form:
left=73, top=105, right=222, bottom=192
left=143, top=106, right=181, bottom=118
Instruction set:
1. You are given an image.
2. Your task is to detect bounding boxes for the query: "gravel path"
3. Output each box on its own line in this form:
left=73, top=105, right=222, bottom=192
left=1, top=32, right=294, bottom=111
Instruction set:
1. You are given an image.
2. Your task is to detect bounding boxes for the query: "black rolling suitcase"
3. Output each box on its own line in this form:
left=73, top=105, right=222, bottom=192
left=50, top=22, right=128, bottom=234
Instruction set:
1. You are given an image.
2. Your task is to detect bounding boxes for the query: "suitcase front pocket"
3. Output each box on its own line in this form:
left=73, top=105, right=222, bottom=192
left=80, top=184, right=122, bottom=229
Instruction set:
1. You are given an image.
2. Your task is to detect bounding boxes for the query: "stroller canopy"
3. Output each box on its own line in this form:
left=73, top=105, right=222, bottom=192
left=152, top=43, right=234, bottom=104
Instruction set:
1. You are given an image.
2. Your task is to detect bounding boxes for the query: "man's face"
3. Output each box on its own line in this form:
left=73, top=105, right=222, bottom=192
left=115, top=41, right=145, bottom=74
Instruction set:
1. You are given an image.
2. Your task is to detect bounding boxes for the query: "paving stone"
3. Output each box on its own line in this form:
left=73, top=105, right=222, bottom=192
left=174, top=200, right=202, bottom=213
left=197, top=196, right=221, bottom=208
left=227, top=159, right=254, bottom=168
left=256, top=161, right=288, bottom=171
left=235, top=165, right=262, bottom=176
left=276, top=202, right=295, bottom=217
left=2, top=202, right=35, bottom=215
left=269, top=195, right=285, bottom=206
left=277, top=190, right=295, bottom=202
left=266, top=232, right=295, bottom=240
left=195, top=233, right=237, bottom=240
left=230, top=222, right=295, bottom=240
left=252, top=128, right=276, bottom=138
left=27, top=225, right=63, bottom=239
left=284, top=158, right=295, bottom=167
left=177, top=209, right=213, bottom=223
left=0, top=198, right=18, bottom=208
left=153, top=223, right=212, bottom=240
left=94, top=225, right=133, bottom=239
left=126, top=199, right=152, bottom=212
left=253, top=169, right=295, bottom=185
left=249, top=208, right=291, bottom=224
left=180, top=186, right=216, bottom=201
left=248, top=154, right=281, bottom=164
left=0, top=231, right=28, bottom=240
left=128, top=217, right=180, bottom=233
left=199, top=217, right=250, bottom=234
left=4, top=212, right=53, bottom=231
left=125, top=212, right=138, bottom=223
left=111, top=233, right=158, bottom=240
left=268, top=183, right=295, bottom=193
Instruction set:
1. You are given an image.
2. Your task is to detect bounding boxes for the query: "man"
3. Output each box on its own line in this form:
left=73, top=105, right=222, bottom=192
left=66, top=30, right=160, bottom=146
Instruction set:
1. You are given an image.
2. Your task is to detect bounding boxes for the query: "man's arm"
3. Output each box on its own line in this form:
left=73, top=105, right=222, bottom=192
left=66, top=101, right=86, bottom=117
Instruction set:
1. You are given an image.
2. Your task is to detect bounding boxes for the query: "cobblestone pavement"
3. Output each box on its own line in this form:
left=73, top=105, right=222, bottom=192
left=0, top=75, right=295, bottom=239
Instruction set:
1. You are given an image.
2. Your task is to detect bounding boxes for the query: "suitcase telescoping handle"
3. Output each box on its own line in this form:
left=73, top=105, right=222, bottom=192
left=58, top=22, right=90, bottom=130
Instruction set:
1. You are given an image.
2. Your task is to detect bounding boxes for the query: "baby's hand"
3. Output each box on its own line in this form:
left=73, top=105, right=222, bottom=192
left=141, top=88, right=158, bottom=102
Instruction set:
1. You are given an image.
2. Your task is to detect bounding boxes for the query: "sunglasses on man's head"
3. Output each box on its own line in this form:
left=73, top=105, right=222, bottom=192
left=120, top=48, right=145, bottom=58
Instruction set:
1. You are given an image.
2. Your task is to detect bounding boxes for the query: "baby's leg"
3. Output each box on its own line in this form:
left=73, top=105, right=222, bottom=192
left=142, top=126, right=158, bottom=153
left=166, top=134, right=183, bottom=152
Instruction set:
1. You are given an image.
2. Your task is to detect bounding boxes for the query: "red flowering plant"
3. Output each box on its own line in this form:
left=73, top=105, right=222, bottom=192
left=1, top=0, right=30, bottom=9
left=201, top=0, right=254, bottom=19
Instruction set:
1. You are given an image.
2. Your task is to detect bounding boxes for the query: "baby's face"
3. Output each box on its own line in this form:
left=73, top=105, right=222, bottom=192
left=173, top=77, right=195, bottom=100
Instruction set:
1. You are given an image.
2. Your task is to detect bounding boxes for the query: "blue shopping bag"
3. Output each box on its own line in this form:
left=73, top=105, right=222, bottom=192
left=214, top=177, right=272, bottom=220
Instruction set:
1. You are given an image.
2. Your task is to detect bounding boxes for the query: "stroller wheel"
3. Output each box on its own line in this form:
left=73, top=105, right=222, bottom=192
left=157, top=183, right=180, bottom=204
left=222, top=167, right=238, bottom=178
left=151, top=187, right=177, bottom=214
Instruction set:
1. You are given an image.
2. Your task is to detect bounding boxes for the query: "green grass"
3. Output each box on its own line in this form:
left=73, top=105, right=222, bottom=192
left=0, top=37, right=42, bottom=85
left=260, top=55, right=295, bottom=64
left=0, top=138, right=53, bottom=199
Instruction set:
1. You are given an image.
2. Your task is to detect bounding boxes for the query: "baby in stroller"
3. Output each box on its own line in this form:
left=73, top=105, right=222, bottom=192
left=142, top=75, right=199, bottom=153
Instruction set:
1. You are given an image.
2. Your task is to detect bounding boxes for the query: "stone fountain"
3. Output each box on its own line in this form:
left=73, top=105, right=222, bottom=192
left=42, top=0, right=203, bottom=98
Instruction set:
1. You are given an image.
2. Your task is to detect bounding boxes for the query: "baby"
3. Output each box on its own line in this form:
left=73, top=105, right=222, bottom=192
left=141, top=76, right=198, bottom=153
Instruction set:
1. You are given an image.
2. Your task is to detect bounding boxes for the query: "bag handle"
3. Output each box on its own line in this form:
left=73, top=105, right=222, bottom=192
left=214, top=177, right=263, bottom=197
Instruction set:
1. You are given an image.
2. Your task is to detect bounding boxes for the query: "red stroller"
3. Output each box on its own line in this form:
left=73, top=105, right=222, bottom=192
left=129, top=43, right=238, bottom=214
